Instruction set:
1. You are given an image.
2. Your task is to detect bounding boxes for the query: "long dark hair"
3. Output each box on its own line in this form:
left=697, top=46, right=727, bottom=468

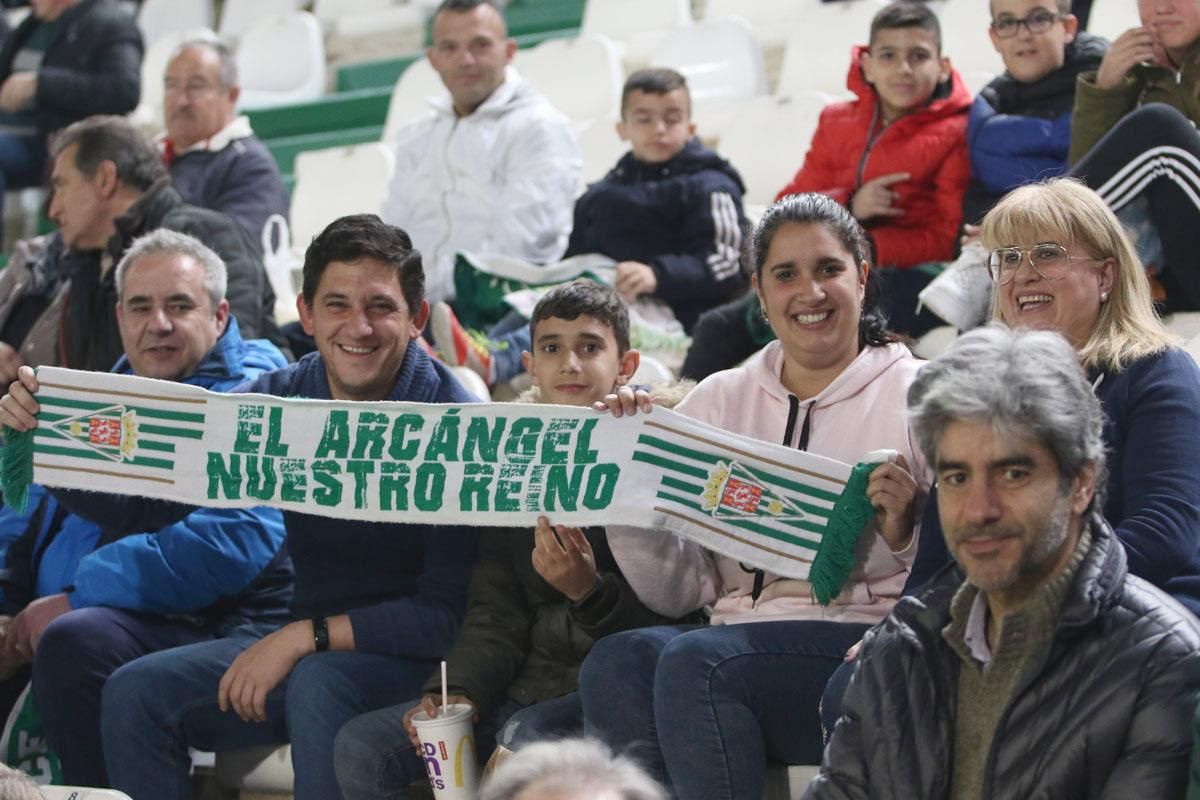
left=751, top=193, right=895, bottom=349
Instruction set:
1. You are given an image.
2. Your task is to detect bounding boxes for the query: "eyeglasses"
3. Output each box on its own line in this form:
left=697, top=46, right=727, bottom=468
left=987, top=243, right=1099, bottom=284
left=990, top=8, right=1062, bottom=38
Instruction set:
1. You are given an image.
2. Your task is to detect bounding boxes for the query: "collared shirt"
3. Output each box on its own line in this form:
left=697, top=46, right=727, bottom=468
left=962, top=591, right=992, bottom=665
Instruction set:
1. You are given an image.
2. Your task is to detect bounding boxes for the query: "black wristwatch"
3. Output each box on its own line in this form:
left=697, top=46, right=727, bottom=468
left=311, top=615, right=330, bottom=652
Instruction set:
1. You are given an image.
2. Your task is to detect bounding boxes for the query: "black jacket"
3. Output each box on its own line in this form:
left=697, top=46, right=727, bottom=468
left=423, top=526, right=703, bottom=718
left=0, top=0, right=142, bottom=139
left=62, top=180, right=279, bottom=372
left=565, top=138, right=748, bottom=332
left=806, top=515, right=1200, bottom=800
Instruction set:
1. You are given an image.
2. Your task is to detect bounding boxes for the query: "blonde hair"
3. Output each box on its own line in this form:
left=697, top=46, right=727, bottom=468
left=980, top=178, right=1177, bottom=371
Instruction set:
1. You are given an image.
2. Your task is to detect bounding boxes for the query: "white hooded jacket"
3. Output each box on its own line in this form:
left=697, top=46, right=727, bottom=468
left=382, top=67, right=581, bottom=303
left=608, top=340, right=932, bottom=626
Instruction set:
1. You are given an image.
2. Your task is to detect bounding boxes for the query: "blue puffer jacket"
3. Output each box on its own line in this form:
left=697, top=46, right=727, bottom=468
left=0, top=319, right=293, bottom=632
left=962, top=32, right=1107, bottom=225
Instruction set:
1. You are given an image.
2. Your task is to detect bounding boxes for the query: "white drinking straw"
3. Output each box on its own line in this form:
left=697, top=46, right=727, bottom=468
left=441, top=660, right=448, bottom=711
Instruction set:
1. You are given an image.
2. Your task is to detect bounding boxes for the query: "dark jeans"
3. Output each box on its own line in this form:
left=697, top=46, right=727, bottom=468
left=0, top=131, right=46, bottom=217
left=335, top=691, right=584, bottom=799
left=578, top=621, right=869, bottom=800
left=101, top=633, right=438, bottom=800
left=32, top=606, right=223, bottom=787
left=1072, top=103, right=1200, bottom=311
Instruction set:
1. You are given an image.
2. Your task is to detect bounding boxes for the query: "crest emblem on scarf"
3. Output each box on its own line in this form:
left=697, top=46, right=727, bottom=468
left=701, top=461, right=805, bottom=520
left=49, top=405, right=138, bottom=462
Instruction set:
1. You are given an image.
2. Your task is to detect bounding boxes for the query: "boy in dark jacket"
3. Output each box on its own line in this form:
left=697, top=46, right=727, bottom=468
left=334, top=280, right=700, bottom=799
left=565, top=68, right=748, bottom=333
left=432, top=68, right=747, bottom=386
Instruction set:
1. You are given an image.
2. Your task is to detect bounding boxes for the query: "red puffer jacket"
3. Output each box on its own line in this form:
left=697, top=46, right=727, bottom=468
left=776, top=45, right=971, bottom=268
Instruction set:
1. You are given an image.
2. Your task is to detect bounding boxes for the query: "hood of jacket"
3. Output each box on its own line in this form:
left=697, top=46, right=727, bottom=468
left=749, top=339, right=912, bottom=421
left=982, top=31, right=1108, bottom=118
left=845, top=44, right=973, bottom=125
left=429, top=66, right=544, bottom=120
left=606, top=138, right=747, bottom=193
left=111, top=316, right=287, bottom=390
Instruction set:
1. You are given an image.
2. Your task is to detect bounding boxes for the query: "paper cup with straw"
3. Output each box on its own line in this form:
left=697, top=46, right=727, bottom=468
left=411, top=660, right=479, bottom=799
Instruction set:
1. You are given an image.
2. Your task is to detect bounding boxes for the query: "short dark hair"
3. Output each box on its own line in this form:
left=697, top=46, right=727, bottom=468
left=50, top=115, right=167, bottom=192
left=620, top=67, right=690, bottom=117
left=869, top=1, right=942, bottom=51
left=528, top=279, right=630, bottom=354
left=433, top=0, right=508, bottom=31
left=301, top=214, right=425, bottom=314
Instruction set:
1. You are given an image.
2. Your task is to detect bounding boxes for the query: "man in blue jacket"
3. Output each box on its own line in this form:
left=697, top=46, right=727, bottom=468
left=0, top=215, right=481, bottom=798
left=0, top=228, right=291, bottom=786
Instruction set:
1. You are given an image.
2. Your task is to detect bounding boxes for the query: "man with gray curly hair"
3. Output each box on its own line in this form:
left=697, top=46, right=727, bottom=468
left=806, top=325, right=1200, bottom=800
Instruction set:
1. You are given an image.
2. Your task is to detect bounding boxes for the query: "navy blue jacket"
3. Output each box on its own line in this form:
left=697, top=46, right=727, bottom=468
left=0, top=319, right=292, bottom=632
left=57, top=341, right=481, bottom=658
left=962, top=33, right=1107, bottom=226
left=170, top=132, right=290, bottom=256
left=907, top=347, right=1200, bottom=616
left=565, top=138, right=748, bottom=332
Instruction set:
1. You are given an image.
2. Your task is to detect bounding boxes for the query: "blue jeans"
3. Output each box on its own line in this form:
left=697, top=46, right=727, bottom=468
left=819, top=659, right=857, bottom=742
left=335, top=691, right=584, bottom=799
left=101, top=632, right=437, bottom=800
left=579, top=621, right=869, bottom=800
left=32, top=607, right=228, bottom=787
left=0, top=131, right=45, bottom=201
left=487, top=311, right=531, bottom=385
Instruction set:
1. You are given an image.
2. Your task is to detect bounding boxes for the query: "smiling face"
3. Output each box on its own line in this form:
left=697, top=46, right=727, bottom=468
left=520, top=314, right=638, bottom=406
left=990, top=0, right=1077, bottom=83
left=164, top=45, right=238, bottom=150
left=753, top=222, right=867, bottom=385
left=1140, top=0, right=1200, bottom=59
left=861, top=26, right=950, bottom=123
left=936, top=419, right=1092, bottom=607
left=617, top=88, right=696, bottom=164
left=298, top=258, right=429, bottom=402
left=995, top=234, right=1114, bottom=350
left=427, top=4, right=516, bottom=116
left=117, top=252, right=229, bottom=380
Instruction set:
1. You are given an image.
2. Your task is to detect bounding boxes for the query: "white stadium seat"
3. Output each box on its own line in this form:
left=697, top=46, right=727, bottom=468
left=40, top=788, right=133, bottom=800
left=653, top=16, right=767, bottom=143
left=514, top=34, right=624, bottom=132
left=929, top=0, right=1004, bottom=75
left=1087, top=0, right=1143, bottom=40
left=290, top=142, right=397, bottom=254
left=381, top=56, right=444, bottom=149
left=720, top=92, right=835, bottom=207
left=581, top=0, right=692, bottom=69
left=136, top=0, right=214, bottom=45
left=218, top=0, right=306, bottom=44
left=576, top=118, right=628, bottom=188
left=236, top=12, right=327, bottom=111
left=777, top=0, right=888, bottom=96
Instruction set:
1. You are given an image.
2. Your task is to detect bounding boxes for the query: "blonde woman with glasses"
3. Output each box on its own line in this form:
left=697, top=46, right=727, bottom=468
left=904, top=178, right=1200, bottom=613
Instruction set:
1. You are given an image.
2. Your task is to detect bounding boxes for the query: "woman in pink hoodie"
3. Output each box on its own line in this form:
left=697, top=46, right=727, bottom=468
left=578, top=194, right=931, bottom=800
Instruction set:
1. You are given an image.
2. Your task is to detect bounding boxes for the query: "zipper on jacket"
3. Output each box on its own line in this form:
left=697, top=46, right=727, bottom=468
left=853, top=104, right=885, bottom=193
left=743, top=395, right=812, bottom=605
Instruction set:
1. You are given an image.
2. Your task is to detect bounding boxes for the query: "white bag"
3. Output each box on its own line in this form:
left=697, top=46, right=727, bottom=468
left=261, top=215, right=301, bottom=324
left=917, top=241, right=994, bottom=331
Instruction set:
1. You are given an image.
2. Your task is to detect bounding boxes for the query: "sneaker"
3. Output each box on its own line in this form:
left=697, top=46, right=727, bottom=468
left=430, top=301, right=496, bottom=384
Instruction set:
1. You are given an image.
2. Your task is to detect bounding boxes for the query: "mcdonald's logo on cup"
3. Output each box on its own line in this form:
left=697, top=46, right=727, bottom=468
left=412, top=702, right=480, bottom=799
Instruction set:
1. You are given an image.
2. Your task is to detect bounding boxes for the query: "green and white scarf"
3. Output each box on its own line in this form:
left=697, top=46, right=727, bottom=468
left=2, top=367, right=895, bottom=604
